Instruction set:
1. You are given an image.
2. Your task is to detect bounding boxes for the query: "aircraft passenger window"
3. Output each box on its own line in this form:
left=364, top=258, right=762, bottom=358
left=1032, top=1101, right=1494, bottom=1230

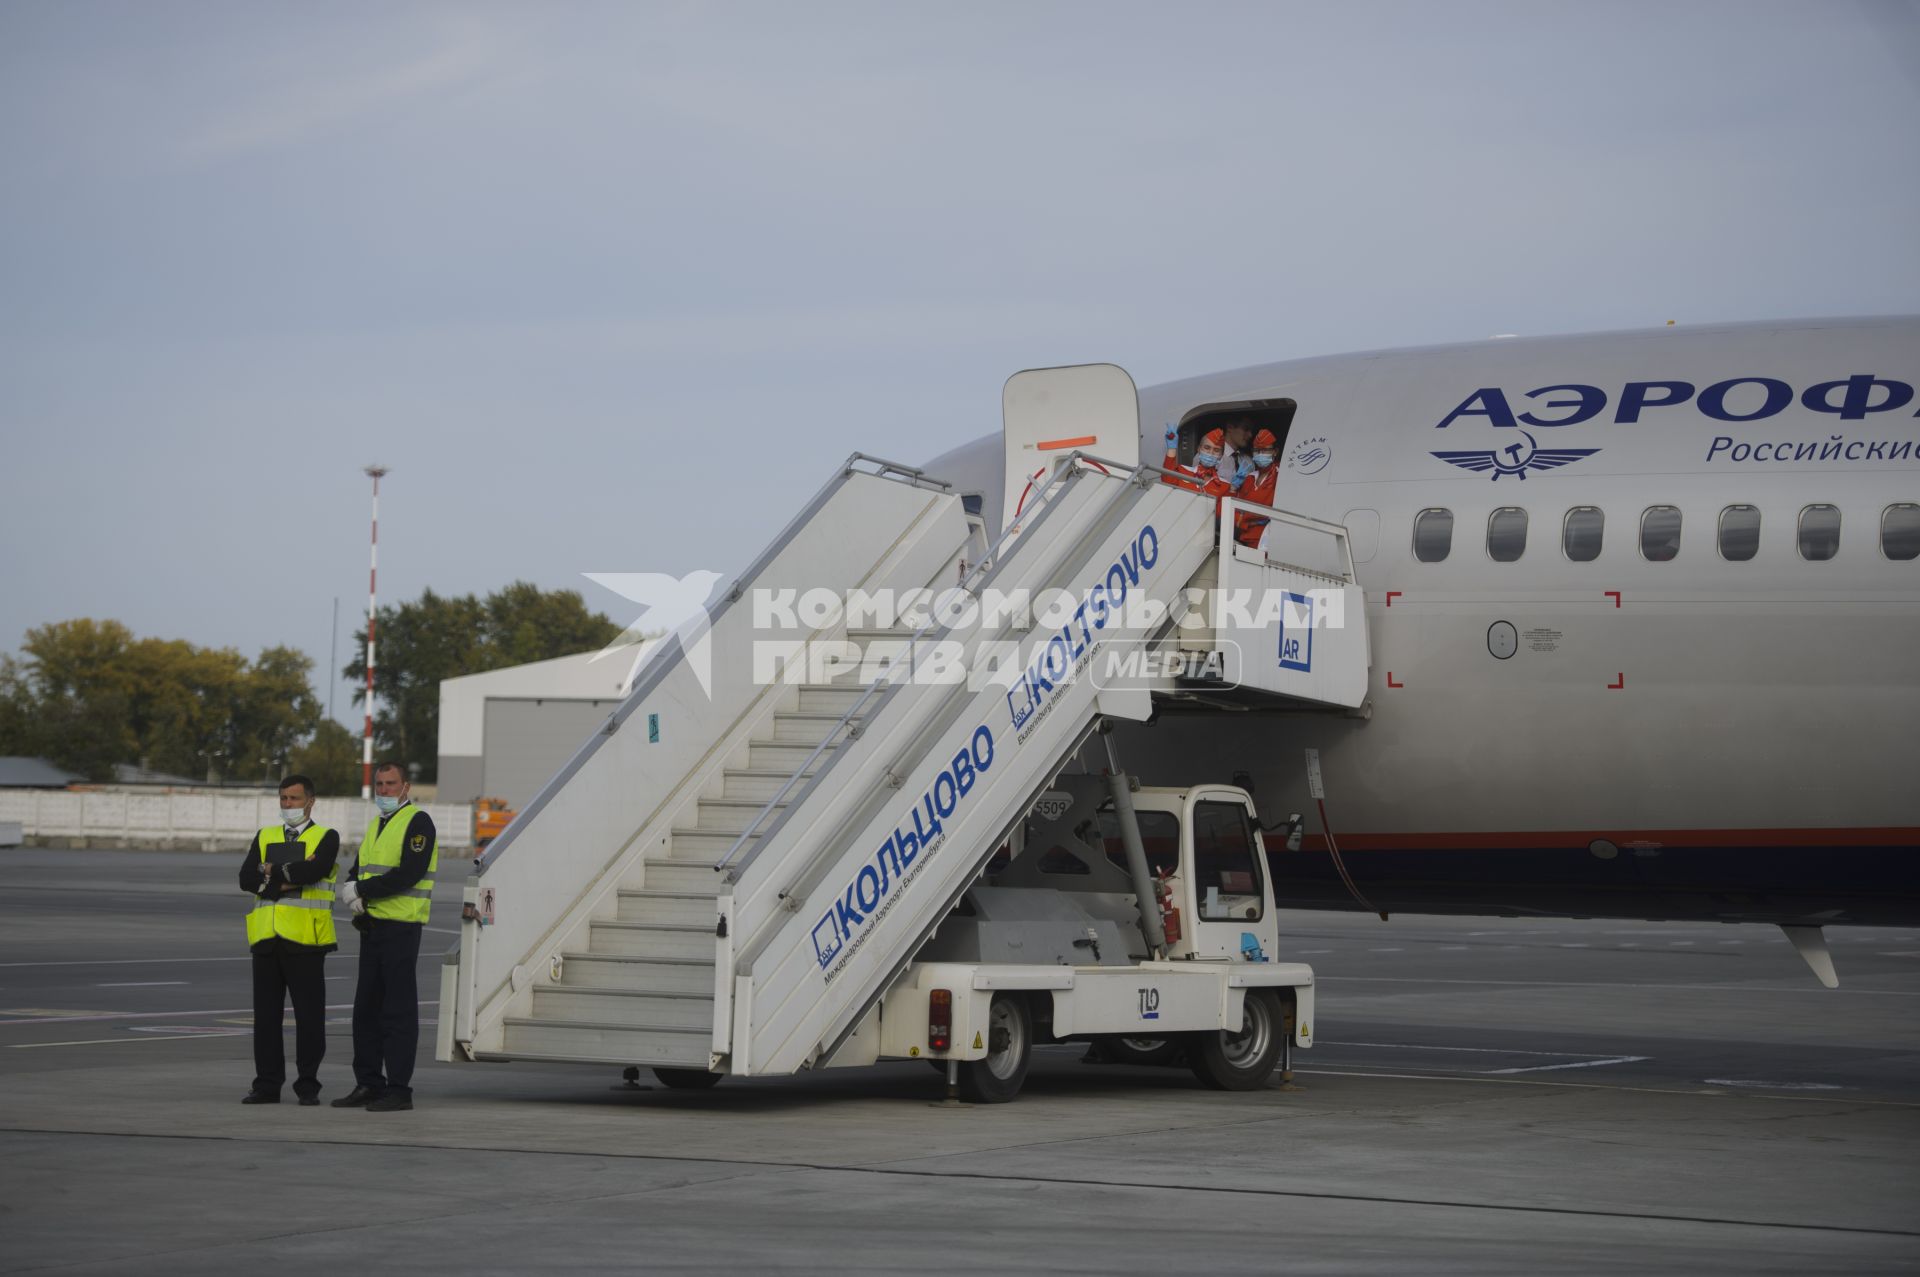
left=1640, top=506, right=1683, bottom=562
left=1487, top=507, right=1528, bottom=562
left=1718, top=505, right=1762, bottom=562
left=1412, top=508, right=1453, bottom=562
left=1190, top=801, right=1264, bottom=921
left=1882, top=504, right=1920, bottom=561
left=1562, top=507, right=1604, bottom=562
left=1797, top=505, right=1841, bottom=561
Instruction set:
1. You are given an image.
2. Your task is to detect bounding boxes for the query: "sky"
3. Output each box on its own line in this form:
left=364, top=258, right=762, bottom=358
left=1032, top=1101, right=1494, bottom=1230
left=2, top=0, right=1916, bottom=726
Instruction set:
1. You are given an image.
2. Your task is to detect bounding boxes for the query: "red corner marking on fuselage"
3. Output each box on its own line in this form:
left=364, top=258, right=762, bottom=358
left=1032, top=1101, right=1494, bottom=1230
left=1608, top=673, right=1626, bottom=689
left=1385, top=591, right=1401, bottom=607
left=1386, top=672, right=1403, bottom=688
left=1605, top=591, right=1622, bottom=608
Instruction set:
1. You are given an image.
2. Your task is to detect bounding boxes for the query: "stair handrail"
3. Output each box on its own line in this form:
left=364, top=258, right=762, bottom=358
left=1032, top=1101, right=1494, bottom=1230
left=710, top=451, right=1104, bottom=881
left=725, top=451, right=1195, bottom=973
left=475, top=453, right=949, bottom=874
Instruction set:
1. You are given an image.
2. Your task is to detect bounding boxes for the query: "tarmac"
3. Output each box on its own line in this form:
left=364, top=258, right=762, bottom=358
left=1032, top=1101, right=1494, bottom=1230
left=3, top=846, right=1917, bottom=1274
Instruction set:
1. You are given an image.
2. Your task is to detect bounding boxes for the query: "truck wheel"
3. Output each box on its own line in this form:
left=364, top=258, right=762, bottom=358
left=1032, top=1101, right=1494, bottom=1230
left=1099, top=1036, right=1183, bottom=1067
left=957, top=994, right=1031, bottom=1103
left=653, top=1067, right=722, bottom=1090
left=1190, top=990, right=1282, bottom=1091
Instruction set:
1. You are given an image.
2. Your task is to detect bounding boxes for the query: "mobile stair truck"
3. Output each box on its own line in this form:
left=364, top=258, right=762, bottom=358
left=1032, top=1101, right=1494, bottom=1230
left=438, top=364, right=1372, bottom=1103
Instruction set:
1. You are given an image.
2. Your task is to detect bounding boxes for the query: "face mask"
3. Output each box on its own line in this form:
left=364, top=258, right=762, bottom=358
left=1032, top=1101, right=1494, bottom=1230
left=281, top=807, right=308, bottom=827
left=374, top=794, right=404, bottom=816
left=1195, top=452, right=1221, bottom=470
left=1253, top=452, right=1275, bottom=469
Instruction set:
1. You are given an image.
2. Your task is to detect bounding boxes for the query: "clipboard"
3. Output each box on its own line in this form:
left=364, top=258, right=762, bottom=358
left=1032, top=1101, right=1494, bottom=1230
left=265, top=840, right=306, bottom=867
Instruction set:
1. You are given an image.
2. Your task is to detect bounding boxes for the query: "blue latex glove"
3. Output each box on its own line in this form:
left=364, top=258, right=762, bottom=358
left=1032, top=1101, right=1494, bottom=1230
left=1163, top=422, right=1179, bottom=450
left=1233, top=455, right=1255, bottom=485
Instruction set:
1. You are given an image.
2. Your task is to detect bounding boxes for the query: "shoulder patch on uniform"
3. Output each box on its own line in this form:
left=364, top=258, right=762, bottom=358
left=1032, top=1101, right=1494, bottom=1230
left=410, top=834, right=426, bottom=852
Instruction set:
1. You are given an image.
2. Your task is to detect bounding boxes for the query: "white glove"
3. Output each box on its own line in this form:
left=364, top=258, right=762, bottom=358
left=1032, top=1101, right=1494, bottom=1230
left=339, top=882, right=360, bottom=905
left=350, top=895, right=367, bottom=915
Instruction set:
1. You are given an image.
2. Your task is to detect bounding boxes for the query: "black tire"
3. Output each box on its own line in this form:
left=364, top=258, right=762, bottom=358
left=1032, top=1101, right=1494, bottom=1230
left=1190, top=990, right=1283, bottom=1091
left=1097, top=1036, right=1183, bottom=1067
left=653, top=1067, right=723, bottom=1090
left=956, top=993, right=1031, bottom=1103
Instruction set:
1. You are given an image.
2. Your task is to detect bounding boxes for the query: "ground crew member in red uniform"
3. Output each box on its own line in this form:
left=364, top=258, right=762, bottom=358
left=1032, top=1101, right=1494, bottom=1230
left=1233, top=428, right=1282, bottom=548
left=331, top=760, right=437, bottom=1113
left=238, top=774, right=338, bottom=1105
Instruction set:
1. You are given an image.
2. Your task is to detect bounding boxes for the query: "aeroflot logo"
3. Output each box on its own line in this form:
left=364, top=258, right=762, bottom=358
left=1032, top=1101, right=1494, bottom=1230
left=1429, top=374, right=1918, bottom=478
left=1007, top=524, right=1160, bottom=739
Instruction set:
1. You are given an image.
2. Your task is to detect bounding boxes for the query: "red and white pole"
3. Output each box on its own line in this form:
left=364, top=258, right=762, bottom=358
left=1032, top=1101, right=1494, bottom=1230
left=362, top=465, right=389, bottom=798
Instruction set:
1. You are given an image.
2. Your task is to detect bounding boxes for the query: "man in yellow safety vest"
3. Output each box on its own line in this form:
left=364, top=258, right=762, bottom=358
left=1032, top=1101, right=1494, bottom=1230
left=238, top=774, right=338, bottom=1105
left=331, top=760, right=438, bottom=1113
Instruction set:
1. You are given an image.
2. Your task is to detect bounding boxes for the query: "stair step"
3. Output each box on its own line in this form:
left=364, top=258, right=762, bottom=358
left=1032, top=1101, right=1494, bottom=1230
left=638, top=861, right=727, bottom=893
left=584, top=919, right=714, bottom=960
left=770, top=712, right=864, bottom=743
left=667, top=828, right=757, bottom=861
left=533, top=985, right=716, bottom=1029
left=796, top=685, right=866, bottom=714
left=749, top=741, right=839, bottom=772
left=693, top=797, right=788, bottom=835
left=500, top=1018, right=710, bottom=1068
left=559, top=951, right=716, bottom=993
left=722, top=768, right=816, bottom=802
left=616, top=889, right=723, bottom=925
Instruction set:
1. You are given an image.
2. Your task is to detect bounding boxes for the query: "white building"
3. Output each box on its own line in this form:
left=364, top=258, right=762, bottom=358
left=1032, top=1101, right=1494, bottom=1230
left=436, top=646, right=650, bottom=806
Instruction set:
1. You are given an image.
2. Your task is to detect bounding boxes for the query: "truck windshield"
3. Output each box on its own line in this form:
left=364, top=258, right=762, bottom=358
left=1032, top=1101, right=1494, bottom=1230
left=1095, top=808, right=1180, bottom=877
left=1191, top=801, right=1264, bottom=920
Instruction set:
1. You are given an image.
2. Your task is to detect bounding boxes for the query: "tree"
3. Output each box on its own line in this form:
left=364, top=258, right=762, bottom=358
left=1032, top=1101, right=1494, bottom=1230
left=344, top=582, right=621, bottom=782
left=0, top=619, right=322, bottom=783
left=290, top=719, right=362, bottom=797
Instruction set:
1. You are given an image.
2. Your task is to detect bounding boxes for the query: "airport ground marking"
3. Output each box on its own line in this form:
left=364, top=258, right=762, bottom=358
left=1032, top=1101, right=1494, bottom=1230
left=3, top=1120, right=1915, bottom=1239
left=1291, top=1067, right=1920, bottom=1110
left=1318, top=975, right=1920, bottom=996
left=96, top=981, right=188, bottom=988
left=1484, top=1055, right=1650, bottom=1074
left=0, top=956, right=247, bottom=969
left=1, top=1000, right=436, bottom=1028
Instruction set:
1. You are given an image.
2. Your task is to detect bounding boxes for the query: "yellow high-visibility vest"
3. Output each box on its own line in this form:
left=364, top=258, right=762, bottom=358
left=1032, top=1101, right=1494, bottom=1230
left=354, top=806, right=437, bottom=923
left=246, top=823, right=337, bottom=948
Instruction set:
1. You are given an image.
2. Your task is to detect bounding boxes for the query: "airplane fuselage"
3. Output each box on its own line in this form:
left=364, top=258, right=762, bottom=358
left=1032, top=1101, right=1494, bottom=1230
left=929, top=317, right=1920, bottom=925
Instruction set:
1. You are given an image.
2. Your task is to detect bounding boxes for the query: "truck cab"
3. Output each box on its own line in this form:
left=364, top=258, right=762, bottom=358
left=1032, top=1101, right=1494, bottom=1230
left=864, top=778, right=1313, bottom=1102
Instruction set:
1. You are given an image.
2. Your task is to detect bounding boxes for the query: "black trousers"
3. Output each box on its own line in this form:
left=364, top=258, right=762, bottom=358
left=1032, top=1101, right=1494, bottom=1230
left=351, top=919, right=423, bottom=1095
left=250, top=942, right=328, bottom=1097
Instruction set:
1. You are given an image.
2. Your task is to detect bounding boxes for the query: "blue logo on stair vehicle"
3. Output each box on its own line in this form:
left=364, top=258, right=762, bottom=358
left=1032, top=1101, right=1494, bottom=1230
left=1278, top=591, right=1313, bottom=673
left=1006, top=679, right=1036, bottom=731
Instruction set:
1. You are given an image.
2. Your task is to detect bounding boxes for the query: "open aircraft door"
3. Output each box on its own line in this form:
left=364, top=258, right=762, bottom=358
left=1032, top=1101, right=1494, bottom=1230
left=1002, top=363, right=1141, bottom=531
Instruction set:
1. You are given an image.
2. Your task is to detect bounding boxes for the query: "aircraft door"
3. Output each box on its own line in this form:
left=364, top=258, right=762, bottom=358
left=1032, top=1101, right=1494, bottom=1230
left=1001, top=363, right=1141, bottom=530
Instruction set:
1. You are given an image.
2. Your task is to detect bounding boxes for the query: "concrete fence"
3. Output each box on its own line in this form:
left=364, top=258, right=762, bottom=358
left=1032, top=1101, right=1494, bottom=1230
left=0, top=791, right=475, bottom=852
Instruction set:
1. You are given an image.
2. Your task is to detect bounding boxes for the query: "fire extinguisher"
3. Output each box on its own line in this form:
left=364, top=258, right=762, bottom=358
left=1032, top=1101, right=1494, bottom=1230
left=1155, top=868, right=1182, bottom=947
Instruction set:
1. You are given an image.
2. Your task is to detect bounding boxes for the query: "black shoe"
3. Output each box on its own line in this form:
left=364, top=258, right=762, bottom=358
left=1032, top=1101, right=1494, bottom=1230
left=330, top=1086, right=378, bottom=1108
left=240, top=1090, right=280, bottom=1105
left=296, top=1094, right=321, bottom=1107
left=366, top=1092, right=413, bottom=1112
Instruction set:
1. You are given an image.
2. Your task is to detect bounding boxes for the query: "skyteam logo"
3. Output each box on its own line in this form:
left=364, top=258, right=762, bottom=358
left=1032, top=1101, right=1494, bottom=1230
left=1286, top=436, right=1332, bottom=475
left=1431, top=430, right=1599, bottom=481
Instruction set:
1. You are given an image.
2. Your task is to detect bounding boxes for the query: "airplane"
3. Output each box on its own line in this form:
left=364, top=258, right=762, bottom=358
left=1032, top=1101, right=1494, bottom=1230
left=917, top=315, right=1920, bottom=982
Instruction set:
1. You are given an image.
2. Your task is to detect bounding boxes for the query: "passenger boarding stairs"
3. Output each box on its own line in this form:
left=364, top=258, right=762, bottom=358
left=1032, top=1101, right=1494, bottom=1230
left=440, top=449, right=1368, bottom=1077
